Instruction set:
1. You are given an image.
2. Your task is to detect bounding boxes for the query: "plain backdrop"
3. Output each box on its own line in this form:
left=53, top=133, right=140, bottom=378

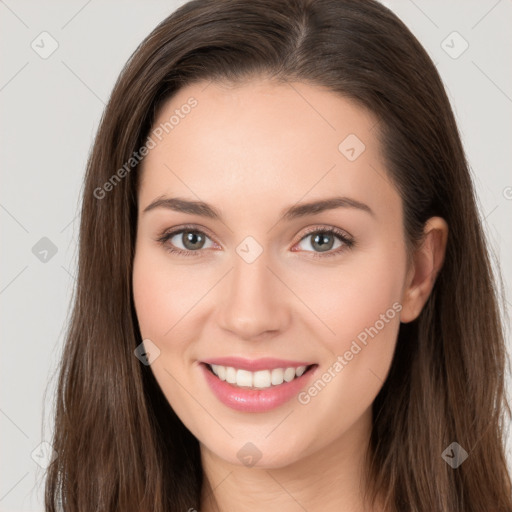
left=1, top=1, right=511, bottom=510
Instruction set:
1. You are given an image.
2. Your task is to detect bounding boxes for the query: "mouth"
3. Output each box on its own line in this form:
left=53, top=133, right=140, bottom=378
left=199, top=361, right=319, bottom=413
left=202, top=362, right=318, bottom=390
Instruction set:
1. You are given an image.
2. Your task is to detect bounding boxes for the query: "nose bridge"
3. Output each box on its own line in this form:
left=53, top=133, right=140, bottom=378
left=217, top=240, right=289, bottom=338
left=231, top=246, right=271, bottom=298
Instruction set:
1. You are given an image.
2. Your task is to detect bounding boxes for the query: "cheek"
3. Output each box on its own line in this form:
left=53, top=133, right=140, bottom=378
left=132, top=246, right=197, bottom=413
left=132, top=244, right=203, bottom=340
left=132, top=262, right=171, bottom=340
left=302, top=247, right=403, bottom=415
left=303, top=246, right=405, bottom=343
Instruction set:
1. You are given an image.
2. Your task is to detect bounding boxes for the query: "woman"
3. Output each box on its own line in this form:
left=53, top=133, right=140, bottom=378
left=45, top=0, right=512, bottom=510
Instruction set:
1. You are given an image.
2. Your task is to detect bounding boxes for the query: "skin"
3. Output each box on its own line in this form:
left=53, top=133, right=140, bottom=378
left=132, top=78, right=448, bottom=512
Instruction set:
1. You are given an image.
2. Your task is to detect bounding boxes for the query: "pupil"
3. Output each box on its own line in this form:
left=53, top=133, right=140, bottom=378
left=180, top=231, right=335, bottom=252
left=183, top=231, right=204, bottom=250
left=313, top=233, right=333, bottom=252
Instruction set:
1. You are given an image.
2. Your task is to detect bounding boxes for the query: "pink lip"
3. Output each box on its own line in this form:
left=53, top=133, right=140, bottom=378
left=199, top=362, right=319, bottom=413
left=201, top=356, right=315, bottom=372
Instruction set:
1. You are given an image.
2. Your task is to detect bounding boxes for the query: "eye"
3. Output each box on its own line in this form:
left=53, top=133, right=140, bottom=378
left=156, top=225, right=217, bottom=257
left=156, top=224, right=355, bottom=258
left=292, top=226, right=354, bottom=258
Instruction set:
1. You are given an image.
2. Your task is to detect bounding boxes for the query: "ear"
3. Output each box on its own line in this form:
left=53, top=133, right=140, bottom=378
left=400, top=216, right=449, bottom=323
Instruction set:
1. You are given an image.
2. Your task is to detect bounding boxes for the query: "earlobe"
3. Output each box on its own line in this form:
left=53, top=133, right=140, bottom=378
left=400, top=216, right=449, bottom=323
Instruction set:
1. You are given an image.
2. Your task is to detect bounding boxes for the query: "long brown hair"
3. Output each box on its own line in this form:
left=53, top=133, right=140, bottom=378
left=44, top=0, right=512, bottom=510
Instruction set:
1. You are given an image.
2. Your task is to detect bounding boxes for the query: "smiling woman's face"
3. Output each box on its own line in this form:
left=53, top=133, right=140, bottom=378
left=132, top=78, right=415, bottom=468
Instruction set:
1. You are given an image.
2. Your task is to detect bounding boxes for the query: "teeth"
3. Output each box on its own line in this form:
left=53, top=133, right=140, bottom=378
left=209, top=364, right=309, bottom=389
left=295, top=366, right=306, bottom=377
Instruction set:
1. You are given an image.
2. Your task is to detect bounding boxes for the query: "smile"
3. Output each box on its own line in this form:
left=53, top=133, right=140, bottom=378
left=207, top=363, right=314, bottom=389
left=199, top=360, right=319, bottom=413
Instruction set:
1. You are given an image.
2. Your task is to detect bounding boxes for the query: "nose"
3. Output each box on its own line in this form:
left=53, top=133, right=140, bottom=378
left=216, top=249, right=291, bottom=340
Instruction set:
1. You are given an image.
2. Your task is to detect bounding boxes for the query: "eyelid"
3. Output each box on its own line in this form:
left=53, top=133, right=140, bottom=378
left=292, top=224, right=354, bottom=246
left=290, top=225, right=355, bottom=258
left=155, top=223, right=222, bottom=254
left=156, top=223, right=355, bottom=257
left=157, top=223, right=221, bottom=244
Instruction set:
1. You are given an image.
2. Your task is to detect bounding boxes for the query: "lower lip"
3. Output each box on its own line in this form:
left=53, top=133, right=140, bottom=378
left=199, top=363, right=319, bottom=413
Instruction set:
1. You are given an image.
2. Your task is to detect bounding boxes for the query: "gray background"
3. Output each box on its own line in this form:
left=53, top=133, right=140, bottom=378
left=1, top=0, right=511, bottom=510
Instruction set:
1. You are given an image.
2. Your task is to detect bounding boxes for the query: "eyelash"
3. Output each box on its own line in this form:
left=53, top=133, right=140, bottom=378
left=155, top=224, right=355, bottom=259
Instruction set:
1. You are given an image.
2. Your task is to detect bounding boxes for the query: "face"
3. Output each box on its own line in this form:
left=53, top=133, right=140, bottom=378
left=132, top=78, right=412, bottom=468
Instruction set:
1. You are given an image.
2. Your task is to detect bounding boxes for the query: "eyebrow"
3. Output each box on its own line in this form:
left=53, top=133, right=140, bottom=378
left=142, top=195, right=374, bottom=221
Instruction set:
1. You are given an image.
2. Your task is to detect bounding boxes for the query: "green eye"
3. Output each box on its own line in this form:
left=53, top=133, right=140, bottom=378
left=157, top=225, right=355, bottom=258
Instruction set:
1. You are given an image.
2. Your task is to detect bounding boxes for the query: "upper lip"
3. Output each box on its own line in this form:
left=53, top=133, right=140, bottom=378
left=201, top=356, right=316, bottom=372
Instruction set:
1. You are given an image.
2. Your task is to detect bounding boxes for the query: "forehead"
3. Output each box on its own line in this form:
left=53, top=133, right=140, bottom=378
left=138, top=79, right=400, bottom=222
